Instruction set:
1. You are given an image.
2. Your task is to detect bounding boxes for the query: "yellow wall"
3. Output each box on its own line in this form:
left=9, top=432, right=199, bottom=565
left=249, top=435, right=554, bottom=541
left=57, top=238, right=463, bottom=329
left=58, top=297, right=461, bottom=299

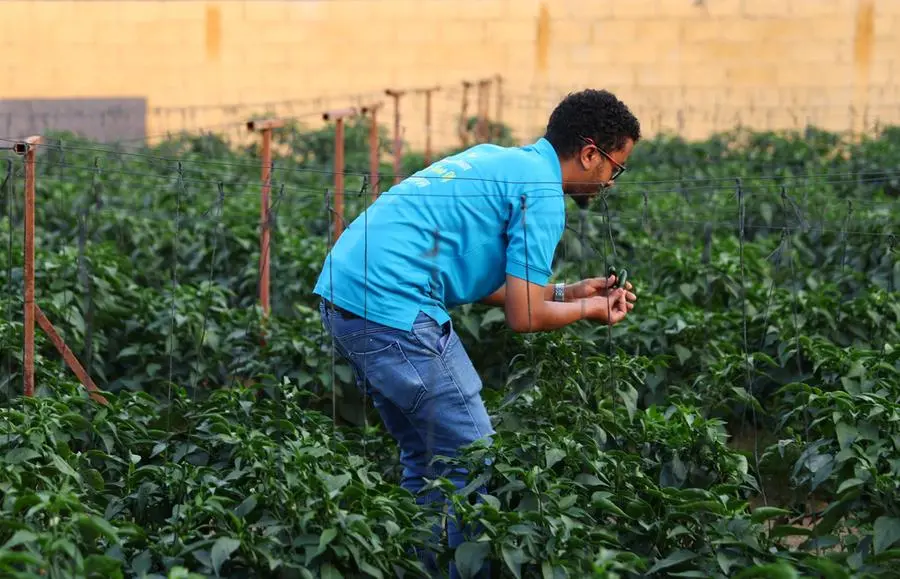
left=2, top=0, right=899, bottom=150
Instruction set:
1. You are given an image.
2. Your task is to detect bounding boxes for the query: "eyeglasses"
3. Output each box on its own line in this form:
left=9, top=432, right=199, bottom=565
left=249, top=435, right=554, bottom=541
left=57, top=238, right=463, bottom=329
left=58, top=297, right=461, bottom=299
left=582, top=137, right=626, bottom=181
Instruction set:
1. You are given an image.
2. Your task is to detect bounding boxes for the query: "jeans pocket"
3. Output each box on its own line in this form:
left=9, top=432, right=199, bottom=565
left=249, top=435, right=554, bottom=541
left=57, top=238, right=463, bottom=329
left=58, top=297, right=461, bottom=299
left=348, top=341, right=428, bottom=415
left=412, top=319, right=453, bottom=359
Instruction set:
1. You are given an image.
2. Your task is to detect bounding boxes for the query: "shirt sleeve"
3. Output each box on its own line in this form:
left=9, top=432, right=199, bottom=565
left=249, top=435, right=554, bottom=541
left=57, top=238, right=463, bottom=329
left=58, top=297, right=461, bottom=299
left=505, top=187, right=565, bottom=287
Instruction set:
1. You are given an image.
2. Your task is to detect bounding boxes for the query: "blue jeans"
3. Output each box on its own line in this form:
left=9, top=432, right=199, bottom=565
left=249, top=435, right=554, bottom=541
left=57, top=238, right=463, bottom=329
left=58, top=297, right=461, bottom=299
left=319, top=301, right=493, bottom=578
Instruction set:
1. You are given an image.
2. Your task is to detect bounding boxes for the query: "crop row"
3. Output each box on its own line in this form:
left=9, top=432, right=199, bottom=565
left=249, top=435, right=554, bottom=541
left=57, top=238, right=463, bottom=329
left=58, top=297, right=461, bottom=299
left=0, top=123, right=898, bottom=577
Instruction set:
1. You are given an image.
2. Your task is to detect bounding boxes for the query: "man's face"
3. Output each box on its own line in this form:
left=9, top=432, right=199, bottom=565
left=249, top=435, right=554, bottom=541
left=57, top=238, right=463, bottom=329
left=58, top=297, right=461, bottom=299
left=565, top=138, right=635, bottom=208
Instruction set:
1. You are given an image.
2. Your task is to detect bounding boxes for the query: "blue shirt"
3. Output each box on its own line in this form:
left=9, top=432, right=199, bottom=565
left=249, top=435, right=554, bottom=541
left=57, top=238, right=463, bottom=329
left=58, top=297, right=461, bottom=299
left=313, top=137, right=566, bottom=331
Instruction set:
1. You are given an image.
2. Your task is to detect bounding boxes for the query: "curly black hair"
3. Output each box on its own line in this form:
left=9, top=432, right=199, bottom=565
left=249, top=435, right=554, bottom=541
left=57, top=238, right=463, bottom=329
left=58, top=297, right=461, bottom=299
left=543, top=89, right=641, bottom=159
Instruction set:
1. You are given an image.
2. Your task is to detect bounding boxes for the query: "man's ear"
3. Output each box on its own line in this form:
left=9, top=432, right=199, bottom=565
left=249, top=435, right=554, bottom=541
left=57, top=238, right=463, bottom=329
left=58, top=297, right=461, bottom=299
left=579, top=145, right=595, bottom=170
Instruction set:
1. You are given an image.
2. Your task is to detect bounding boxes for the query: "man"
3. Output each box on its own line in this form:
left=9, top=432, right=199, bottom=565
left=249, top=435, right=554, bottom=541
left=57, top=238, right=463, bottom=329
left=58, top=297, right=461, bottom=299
left=314, top=89, right=640, bottom=575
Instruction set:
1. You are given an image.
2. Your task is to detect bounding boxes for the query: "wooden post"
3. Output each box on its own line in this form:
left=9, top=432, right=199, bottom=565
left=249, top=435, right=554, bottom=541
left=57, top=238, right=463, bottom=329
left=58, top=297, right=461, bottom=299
left=246, top=118, right=286, bottom=319
left=459, top=81, right=472, bottom=148
left=15, top=136, right=108, bottom=404
left=322, top=107, right=359, bottom=242
left=362, top=102, right=382, bottom=200
left=494, top=74, right=504, bottom=141
left=413, top=86, right=441, bottom=166
left=476, top=78, right=492, bottom=143
left=21, top=137, right=37, bottom=398
left=385, top=89, right=406, bottom=185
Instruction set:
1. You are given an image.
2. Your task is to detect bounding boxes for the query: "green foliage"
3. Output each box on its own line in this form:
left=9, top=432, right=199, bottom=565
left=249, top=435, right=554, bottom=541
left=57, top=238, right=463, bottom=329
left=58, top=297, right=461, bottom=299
left=0, top=120, right=898, bottom=577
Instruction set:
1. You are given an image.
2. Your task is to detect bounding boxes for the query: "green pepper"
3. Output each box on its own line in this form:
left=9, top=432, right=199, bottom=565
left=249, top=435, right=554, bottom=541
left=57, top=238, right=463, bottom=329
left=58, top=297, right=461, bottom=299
left=617, top=268, right=628, bottom=290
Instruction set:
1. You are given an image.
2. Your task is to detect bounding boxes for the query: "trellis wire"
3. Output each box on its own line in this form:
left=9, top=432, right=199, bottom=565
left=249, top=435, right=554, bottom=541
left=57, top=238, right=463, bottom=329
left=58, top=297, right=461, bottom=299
left=599, top=193, right=617, bottom=399
left=77, top=157, right=101, bottom=379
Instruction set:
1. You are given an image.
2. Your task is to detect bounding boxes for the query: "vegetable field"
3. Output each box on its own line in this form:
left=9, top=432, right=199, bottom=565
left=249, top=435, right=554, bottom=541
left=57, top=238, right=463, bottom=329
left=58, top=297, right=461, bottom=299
left=1, top=119, right=899, bottom=579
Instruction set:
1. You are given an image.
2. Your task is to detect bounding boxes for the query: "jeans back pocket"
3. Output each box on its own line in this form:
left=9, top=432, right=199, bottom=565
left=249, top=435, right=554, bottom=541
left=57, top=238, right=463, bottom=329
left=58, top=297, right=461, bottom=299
left=347, top=339, right=428, bottom=415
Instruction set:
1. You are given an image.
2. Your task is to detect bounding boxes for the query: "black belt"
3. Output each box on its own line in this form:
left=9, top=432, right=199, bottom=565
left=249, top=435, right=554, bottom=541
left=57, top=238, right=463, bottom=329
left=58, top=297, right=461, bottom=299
left=322, top=300, right=360, bottom=319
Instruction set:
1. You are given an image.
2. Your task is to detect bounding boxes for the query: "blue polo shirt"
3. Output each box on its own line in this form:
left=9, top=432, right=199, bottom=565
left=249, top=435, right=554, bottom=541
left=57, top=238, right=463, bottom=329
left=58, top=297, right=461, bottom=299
left=312, top=137, right=566, bottom=331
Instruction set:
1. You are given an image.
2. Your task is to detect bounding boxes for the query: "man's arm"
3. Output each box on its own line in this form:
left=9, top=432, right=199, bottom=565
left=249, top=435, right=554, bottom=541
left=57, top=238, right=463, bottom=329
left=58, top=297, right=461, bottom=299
left=480, top=281, right=568, bottom=307
left=499, top=190, right=591, bottom=333
left=503, top=275, right=596, bottom=332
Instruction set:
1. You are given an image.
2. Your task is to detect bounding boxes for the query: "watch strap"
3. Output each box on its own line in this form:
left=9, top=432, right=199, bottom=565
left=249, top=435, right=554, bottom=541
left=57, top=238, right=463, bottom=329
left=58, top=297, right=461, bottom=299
left=553, top=282, right=566, bottom=302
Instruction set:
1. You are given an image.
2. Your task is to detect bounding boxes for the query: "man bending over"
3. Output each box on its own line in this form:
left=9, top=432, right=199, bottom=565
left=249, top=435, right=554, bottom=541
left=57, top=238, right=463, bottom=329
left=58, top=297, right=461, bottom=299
left=314, top=88, right=640, bottom=577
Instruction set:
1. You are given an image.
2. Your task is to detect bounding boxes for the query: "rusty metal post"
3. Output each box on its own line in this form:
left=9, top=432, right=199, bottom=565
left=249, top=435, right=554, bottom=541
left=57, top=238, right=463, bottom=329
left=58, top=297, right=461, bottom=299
left=425, top=90, right=434, bottom=165
left=361, top=103, right=382, bottom=200
left=15, top=136, right=108, bottom=404
left=476, top=78, right=491, bottom=143
left=20, top=137, right=37, bottom=398
left=494, top=74, right=503, bottom=141
left=35, top=307, right=107, bottom=404
left=246, top=118, right=286, bottom=319
left=413, top=86, right=441, bottom=166
left=259, top=129, right=272, bottom=318
left=385, top=89, right=405, bottom=185
left=459, top=81, right=472, bottom=148
left=323, top=107, right=358, bottom=242
left=475, top=80, right=485, bottom=143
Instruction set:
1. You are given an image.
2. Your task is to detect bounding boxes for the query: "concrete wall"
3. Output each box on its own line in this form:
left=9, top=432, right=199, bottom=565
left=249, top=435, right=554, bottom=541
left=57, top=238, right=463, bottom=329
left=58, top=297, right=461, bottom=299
left=2, top=0, right=898, bottom=150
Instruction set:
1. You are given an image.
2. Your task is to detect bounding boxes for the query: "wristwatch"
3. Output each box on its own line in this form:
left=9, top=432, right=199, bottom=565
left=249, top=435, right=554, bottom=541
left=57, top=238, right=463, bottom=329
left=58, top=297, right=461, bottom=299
left=553, top=282, right=566, bottom=302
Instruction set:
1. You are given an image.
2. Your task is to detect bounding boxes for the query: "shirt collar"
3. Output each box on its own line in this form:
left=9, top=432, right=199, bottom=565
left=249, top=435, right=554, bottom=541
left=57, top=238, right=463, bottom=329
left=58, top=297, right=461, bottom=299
left=530, top=137, right=562, bottom=183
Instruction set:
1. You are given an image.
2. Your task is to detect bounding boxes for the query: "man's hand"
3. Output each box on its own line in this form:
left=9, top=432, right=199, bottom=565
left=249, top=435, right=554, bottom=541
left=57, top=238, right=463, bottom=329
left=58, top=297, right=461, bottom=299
left=567, top=275, right=637, bottom=304
left=583, top=287, right=633, bottom=325
left=503, top=275, right=636, bottom=333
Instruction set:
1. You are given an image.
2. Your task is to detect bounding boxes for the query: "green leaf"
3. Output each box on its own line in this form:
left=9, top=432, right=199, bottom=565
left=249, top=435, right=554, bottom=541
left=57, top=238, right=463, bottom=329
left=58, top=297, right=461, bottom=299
left=659, top=456, right=687, bottom=488
left=480, top=308, right=506, bottom=326
left=574, top=473, right=602, bottom=487
left=83, top=468, right=105, bottom=491
left=131, top=550, right=153, bottom=575
left=320, top=562, right=343, bottom=579
left=541, top=560, right=554, bottom=579
left=317, top=527, right=338, bottom=555
left=769, top=525, right=812, bottom=538
left=647, top=550, right=697, bottom=575
left=674, top=344, right=692, bottom=365
left=233, top=495, right=257, bottom=518
left=77, top=515, right=119, bottom=543
left=734, top=561, right=799, bottom=579
left=357, top=560, right=383, bottom=579
left=835, top=422, right=857, bottom=450
left=874, top=516, right=900, bottom=555
left=591, top=494, right=628, bottom=518
left=501, top=544, right=526, bottom=579
left=619, top=384, right=639, bottom=421
left=455, top=541, right=490, bottom=579
left=334, top=365, right=353, bottom=384
left=210, top=537, right=241, bottom=577
left=545, top=447, right=566, bottom=469
left=835, top=477, right=864, bottom=495
left=321, top=472, right=351, bottom=495
left=4, top=448, right=39, bottom=464
left=0, top=549, right=45, bottom=567
left=2, top=530, right=37, bottom=549
left=716, top=551, right=740, bottom=575
left=459, top=314, right=480, bottom=341
left=84, top=554, right=124, bottom=577
left=50, top=454, right=80, bottom=480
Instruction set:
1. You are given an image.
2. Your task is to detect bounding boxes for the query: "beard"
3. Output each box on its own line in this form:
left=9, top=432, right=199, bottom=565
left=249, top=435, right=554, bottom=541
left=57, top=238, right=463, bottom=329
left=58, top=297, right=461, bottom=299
left=565, top=182, right=608, bottom=209
left=570, top=191, right=592, bottom=209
